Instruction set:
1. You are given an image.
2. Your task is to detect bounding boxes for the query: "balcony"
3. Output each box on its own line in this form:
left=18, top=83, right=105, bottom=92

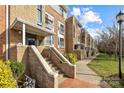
left=45, top=14, right=54, bottom=32
left=45, top=23, right=53, bottom=31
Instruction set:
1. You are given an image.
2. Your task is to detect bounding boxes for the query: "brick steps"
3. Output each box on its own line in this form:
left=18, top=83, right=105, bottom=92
left=45, top=58, right=65, bottom=83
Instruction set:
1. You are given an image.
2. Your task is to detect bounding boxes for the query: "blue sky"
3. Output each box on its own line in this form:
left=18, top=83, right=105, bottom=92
left=68, top=5, right=124, bottom=38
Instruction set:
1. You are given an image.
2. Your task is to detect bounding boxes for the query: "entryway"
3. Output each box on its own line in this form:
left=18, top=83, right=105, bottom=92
left=26, top=33, right=37, bottom=45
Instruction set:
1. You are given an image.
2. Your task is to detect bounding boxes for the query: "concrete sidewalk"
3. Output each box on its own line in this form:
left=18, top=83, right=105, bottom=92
left=76, top=57, right=102, bottom=86
left=59, top=56, right=102, bottom=88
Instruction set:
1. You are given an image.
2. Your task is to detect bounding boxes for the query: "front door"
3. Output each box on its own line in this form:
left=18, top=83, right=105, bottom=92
left=26, top=33, right=37, bottom=45
left=27, top=38, right=36, bottom=45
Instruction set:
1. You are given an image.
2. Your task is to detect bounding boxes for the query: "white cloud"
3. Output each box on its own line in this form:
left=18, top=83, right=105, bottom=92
left=80, top=8, right=103, bottom=26
left=81, top=7, right=92, bottom=13
left=69, top=7, right=103, bottom=38
left=87, top=28, right=102, bottom=38
left=71, top=7, right=81, bottom=16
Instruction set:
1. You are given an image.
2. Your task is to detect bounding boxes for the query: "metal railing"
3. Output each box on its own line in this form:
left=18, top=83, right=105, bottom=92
left=23, top=75, right=35, bottom=88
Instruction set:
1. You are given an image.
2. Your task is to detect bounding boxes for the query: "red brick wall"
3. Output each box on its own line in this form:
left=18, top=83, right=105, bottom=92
left=45, top=5, right=66, bottom=54
left=65, top=16, right=74, bottom=53
left=0, top=5, right=6, bottom=59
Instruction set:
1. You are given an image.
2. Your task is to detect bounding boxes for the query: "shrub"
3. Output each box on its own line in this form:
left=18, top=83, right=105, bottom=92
left=64, top=53, right=77, bottom=64
left=10, top=61, right=25, bottom=80
left=0, top=60, right=17, bottom=88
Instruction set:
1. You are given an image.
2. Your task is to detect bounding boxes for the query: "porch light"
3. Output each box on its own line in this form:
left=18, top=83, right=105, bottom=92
left=18, top=30, right=22, bottom=34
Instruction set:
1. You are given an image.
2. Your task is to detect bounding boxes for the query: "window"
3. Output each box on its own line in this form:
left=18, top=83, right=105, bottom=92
left=58, top=37, right=64, bottom=48
left=58, top=21, right=64, bottom=48
left=37, top=5, right=42, bottom=25
left=45, top=13, right=54, bottom=31
left=58, top=22, right=64, bottom=35
left=59, top=7, right=64, bottom=16
left=44, top=35, right=54, bottom=46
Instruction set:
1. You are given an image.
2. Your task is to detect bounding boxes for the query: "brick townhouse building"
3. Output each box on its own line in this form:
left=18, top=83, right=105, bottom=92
left=0, top=5, right=97, bottom=88
left=0, top=5, right=76, bottom=88
left=65, top=16, right=84, bottom=60
left=81, top=28, right=97, bottom=57
left=66, top=16, right=97, bottom=60
left=0, top=5, right=67, bottom=60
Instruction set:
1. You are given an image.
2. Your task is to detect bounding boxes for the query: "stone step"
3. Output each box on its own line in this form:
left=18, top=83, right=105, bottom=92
left=44, top=57, right=65, bottom=81
left=58, top=73, right=64, bottom=79
left=48, top=63, right=55, bottom=67
left=58, top=77, right=67, bottom=84
left=58, top=73, right=65, bottom=83
left=51, top=66, right=58, bottom=71
left=46, top=61, right=51, bottom=64
left=44, top=58, right=50, bottom=61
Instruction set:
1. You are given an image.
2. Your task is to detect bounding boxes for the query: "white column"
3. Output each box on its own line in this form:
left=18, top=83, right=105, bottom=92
left=22, top=23, right=26, bottom=45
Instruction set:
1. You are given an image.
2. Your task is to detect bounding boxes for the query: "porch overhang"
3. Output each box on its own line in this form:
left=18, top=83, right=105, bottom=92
left=10, top=17, right=55, bottom=37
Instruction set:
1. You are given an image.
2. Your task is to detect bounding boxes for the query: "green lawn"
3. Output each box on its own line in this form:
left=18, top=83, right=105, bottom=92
left=88, top=53, right=124, bottom=88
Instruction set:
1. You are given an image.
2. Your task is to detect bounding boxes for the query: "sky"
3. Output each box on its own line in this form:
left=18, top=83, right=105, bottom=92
left=68, top=5, right=124, bottom=38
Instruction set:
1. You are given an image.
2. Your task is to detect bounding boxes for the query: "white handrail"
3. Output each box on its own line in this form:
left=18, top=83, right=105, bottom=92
left=50, top=46, right=75, bottom=66
left=30, top=45, right=58, bottom=76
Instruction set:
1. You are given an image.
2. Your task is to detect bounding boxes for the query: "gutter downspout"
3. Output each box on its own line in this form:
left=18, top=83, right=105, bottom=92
left=6, top=5, right=9, bottom=60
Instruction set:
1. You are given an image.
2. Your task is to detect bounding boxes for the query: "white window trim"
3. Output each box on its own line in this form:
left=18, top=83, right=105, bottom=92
left=37, top=5, right=42, bottom=26
left=58, top=21, right=64, bottom=35
left=45, top=12, right=54, bottom=32
left=58, top=37, right=65, bottom=48
left=58, top=21, right=65, bottom=48
left=44, top=35, right=54, bottom=47
left=59, top=7, right=64, bottom=16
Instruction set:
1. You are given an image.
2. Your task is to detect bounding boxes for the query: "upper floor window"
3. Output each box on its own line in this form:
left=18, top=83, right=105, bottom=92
left=59, top=7, right=64, bottom=16
left=37, top=5, right=42, bottom=25
left=58, top=21, right=64, bottom=48
left=45, top=13, right=54, bottom=31
left=58, top=22, right=64, bottom=35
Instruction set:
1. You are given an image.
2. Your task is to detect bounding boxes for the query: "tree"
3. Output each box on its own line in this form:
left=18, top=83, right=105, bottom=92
left=97, top=23, right=119, bottom=57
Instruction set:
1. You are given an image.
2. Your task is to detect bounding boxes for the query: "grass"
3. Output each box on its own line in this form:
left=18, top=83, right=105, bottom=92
left=88, top=53, right=124, bottom=88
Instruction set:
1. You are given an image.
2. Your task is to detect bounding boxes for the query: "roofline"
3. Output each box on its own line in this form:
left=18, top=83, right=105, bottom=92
left=66, top=15, right=82, bottom=27
left=74, top=16, right=82, bottom=27
left=60, top=5, right=68, bottom=12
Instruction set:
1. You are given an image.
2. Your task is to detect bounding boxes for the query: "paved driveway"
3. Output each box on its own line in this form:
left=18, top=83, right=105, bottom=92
left=76, top=57, right=102, bottom=86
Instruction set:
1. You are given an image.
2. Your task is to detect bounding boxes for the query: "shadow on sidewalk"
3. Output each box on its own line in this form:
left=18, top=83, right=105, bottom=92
left=76, top=72, right=100, bottom=77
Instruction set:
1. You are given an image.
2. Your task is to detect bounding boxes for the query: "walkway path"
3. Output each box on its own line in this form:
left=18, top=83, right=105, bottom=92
left=59, top=56, right=102, bottom=88
left=76, top=57, right=102, bottom=86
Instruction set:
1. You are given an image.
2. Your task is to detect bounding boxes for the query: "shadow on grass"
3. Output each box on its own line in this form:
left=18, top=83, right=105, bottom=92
left=102, top=73, right=124, bottom=88
left=91, top=53, right=118, bottom=62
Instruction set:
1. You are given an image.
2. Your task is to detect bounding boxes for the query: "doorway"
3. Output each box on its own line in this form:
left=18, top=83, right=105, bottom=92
left=26, top=33, right=37, bottom=45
